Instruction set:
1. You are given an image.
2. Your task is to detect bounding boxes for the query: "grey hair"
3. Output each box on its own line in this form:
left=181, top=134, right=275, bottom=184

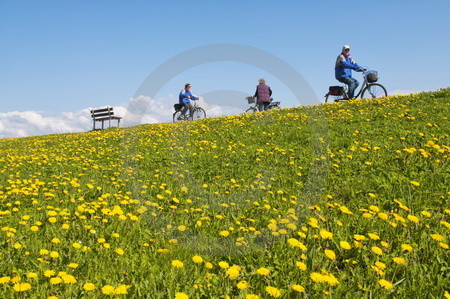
left=258, top=78, right=266, bottom=84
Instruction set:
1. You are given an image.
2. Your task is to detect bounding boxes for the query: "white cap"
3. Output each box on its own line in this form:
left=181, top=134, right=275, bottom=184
left=343, top=45, right=350, bottom=50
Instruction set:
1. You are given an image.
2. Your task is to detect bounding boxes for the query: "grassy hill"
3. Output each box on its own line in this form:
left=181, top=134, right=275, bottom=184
left=0, top=89, right=449, bottom=298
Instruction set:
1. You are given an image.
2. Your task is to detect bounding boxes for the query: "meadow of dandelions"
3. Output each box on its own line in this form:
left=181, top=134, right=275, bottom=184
left=0, top=89, right=449, bottom=298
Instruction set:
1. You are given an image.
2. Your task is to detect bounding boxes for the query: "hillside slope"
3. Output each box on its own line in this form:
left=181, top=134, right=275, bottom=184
left=0, top=89, right=449, bottom=297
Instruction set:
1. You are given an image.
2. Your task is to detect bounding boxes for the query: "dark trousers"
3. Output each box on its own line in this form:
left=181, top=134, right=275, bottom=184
left=257, top=102, right=270, bottom=111
left=338, top=77, right=359, bottom=99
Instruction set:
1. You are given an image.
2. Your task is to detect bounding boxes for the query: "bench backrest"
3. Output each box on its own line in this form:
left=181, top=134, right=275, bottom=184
left=91, top=107, right=115, bottom=119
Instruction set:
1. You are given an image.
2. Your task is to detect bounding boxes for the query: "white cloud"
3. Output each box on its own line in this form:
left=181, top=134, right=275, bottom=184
left=0, top=94, right=244, bottom=139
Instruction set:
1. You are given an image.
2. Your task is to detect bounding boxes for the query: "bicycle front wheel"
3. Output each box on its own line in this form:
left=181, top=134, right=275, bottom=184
left=173, top=111, right=183, bottom=123
left=192, top=108, right=206, bottom=121
left=245, top=107, right=257, bottom=113
left=361, top=84, right=387, bottom=100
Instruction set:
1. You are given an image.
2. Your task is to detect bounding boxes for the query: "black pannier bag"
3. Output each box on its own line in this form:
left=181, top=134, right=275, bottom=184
left=329, top=86, right=344, bottom=95
left=174, top=103, right=184, bottom=111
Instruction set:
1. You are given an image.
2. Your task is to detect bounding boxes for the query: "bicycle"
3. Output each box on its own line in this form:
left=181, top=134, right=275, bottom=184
left=244, top=96, right=281, bottom=113
left=173, top=99, right=206, bottom=122
left=325, top=68, right=387, bottom=103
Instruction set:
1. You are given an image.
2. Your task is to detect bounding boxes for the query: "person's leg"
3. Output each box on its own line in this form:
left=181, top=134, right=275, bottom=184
left=185, top=102, right=193, bottom=119
left=263, top=103, right=270, bottom=111
left=257, top=102, right=264, bottom=111
left=342, top=77, right=359, bottom=99
left=180, top=103, right=189, bottom=118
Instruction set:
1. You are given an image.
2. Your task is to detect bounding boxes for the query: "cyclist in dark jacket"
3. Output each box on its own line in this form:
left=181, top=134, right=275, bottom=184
left=254, top=78, right=272, bottom=111
left=335, top=45, right=364, bottom=99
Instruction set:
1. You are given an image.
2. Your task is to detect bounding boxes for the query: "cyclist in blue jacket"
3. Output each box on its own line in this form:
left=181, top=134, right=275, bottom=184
left=178, top=83, right=199, bottom=120
left=335, top=45, right=364, bottom=99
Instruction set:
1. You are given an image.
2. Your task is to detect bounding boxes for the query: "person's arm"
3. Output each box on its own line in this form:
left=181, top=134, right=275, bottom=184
left=269, top=87, right=272, bottom=96
left=339, top=59, right=357, bottom=69
left=254, top=87, right=258, bottom=98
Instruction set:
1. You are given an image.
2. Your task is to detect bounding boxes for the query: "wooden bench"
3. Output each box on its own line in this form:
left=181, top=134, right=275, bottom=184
left=90, top=107, right=123, bottom=130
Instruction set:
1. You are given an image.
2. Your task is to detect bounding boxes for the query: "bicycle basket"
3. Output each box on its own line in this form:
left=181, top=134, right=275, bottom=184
left=366, top=71, right=378, bottom=83
left=329, top=86, right=344, bottom=96
left=246, top=96, right=256, bottom=104
left=174, top=103, right=183, bottom=111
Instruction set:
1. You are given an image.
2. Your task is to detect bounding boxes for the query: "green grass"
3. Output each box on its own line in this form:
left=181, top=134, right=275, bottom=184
left=0, top=89, right=449, bottom=298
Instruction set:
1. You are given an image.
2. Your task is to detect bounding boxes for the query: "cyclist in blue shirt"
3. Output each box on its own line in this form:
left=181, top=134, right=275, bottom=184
left=335, top=45, right=364, bottom=99
left=178, top=83, right=199, bottom=120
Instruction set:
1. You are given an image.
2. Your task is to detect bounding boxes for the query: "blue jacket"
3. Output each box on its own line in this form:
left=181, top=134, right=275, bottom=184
left=179, top=89, right=198, bottom=104
left=335, top=53, right=361, bottom=80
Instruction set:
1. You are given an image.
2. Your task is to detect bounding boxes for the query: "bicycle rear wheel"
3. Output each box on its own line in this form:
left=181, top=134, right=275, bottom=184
left=173, top=111, right=183, bottom=123
left=192, top=108, right=206, bottom=120
left=361, top=84, right=387, bottom=100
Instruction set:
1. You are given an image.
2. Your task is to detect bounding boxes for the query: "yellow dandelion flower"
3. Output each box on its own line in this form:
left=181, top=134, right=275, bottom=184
left=27, top=273, right=38, bottom=278
left=319, top=229, right=333, bottom=240
left=378, top=279, right=394, bottom=290
left=375, top=262, right=386, bottom=270
left=226, top=266, right=240, bottom=278
left=401, top=244, right=414, bottom=252
left=431, top=234, right=445, bottom=241
left=62, top=274, right=76, bottom=284
left=114, top=285, right=131, bottom=295
left=340, top=241, right=352, bottom=250
left=310, top=272, right=327, bottom=283
left=0, top=276, right=11, bottom=284
left=410, top=181, right=420, bottom=186
left=192, top=255, right=203, bottom=263
left=378, top=213, right=389, bottom=220
left=292, top=284, right=305, bottom=292
left=13, top=283, right=31, bottom=292
left=205, top=262, right=213, bottom=269
left=68, top=263, right=79, bottom=268
left=175, top=292, right=189, bottom=299
left=246, top=295, right=260, bottom=299
left=440, top=221, right=450, bottom=229
left=257, top=267, right=270, bottom=276
left=392, top=257, right=406, bottom=265
left=101, top=285, right=115, bottom=295
left=44, top=270, right=55, bottom=277
left=219, top=230, right=230, bottom=237
left=265, top=286, right=281, bottom=298
left=295, top=261, right=307, bottom=271
left=368, top=233, right=380, bottom=240
left=372, top=246, right=383, bottom=255
left=83, top=283, right=96, bottom=291
left=236, top=280, right=249, bottom=289
left=172, top=260, right=184, bottom=268
left=325, top=249, right=336, bottom=260
left=49, top=277, right=62, bottom=285
left=354, top=234, right=367, bottom=241
left=218, top=261, right=229, bottom=269
left=340, top=206, right=353, bottom=215
left=407, top=215, right=420, bottom=223
left=115, top=248, right=124, bottom=255
left=439, top=242, right=449, bottom=249
left=51, top=238, right=61, bottom=244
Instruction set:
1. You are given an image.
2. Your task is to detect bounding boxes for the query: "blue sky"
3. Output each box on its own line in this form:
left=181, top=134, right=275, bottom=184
left=1, top=0, right=450, bottom=137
